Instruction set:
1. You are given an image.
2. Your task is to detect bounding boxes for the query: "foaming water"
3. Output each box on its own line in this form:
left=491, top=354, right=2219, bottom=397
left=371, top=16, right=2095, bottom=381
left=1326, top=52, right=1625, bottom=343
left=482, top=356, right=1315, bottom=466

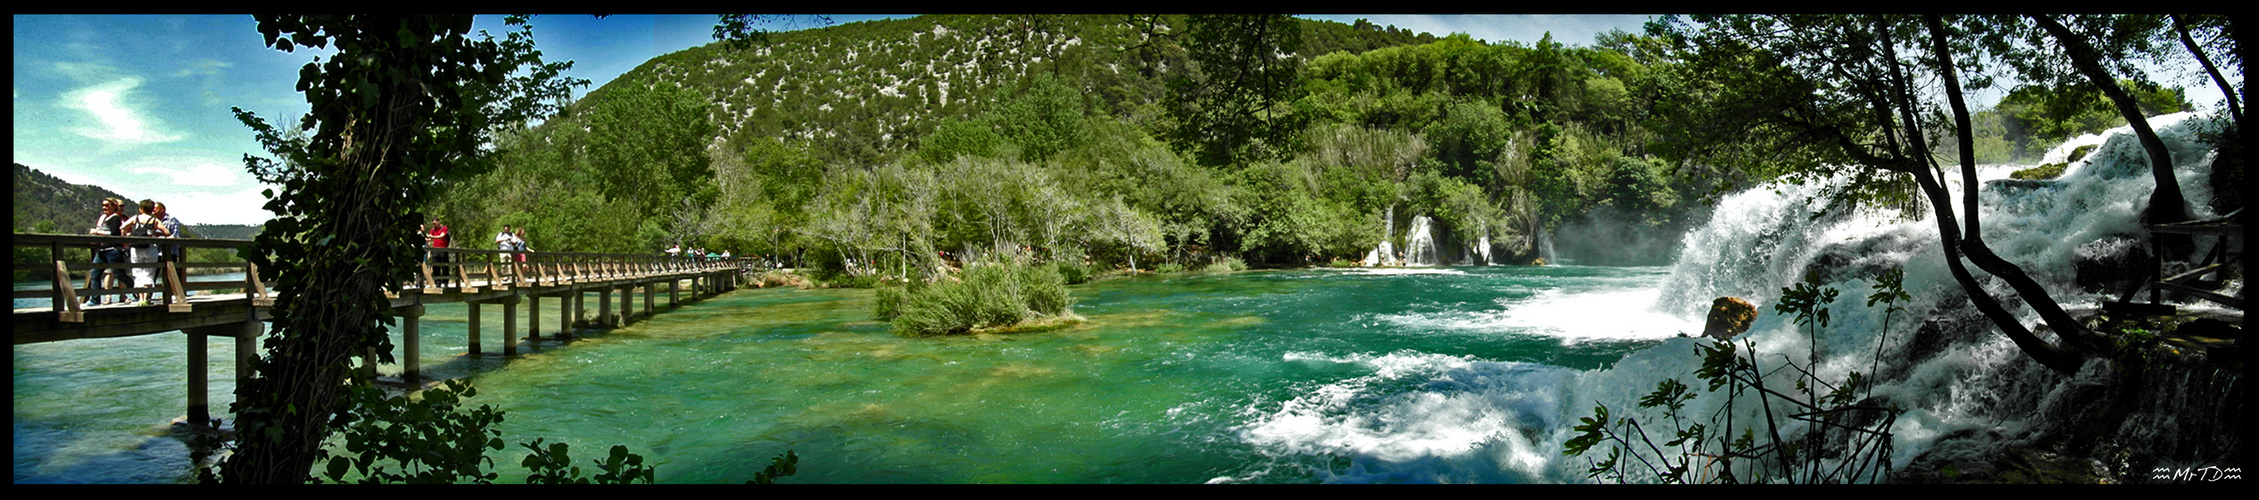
left=1377, top=287, right=1696, bottom=342
left=1545, top=111, right=2232, bottom=482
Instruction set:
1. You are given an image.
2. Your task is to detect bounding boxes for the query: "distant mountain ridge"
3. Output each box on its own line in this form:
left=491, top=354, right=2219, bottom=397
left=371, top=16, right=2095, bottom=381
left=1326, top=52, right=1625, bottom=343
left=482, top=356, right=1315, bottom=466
left=11, top=162, right=261, bottom=239
left=14, top=162, right=132, bottom=235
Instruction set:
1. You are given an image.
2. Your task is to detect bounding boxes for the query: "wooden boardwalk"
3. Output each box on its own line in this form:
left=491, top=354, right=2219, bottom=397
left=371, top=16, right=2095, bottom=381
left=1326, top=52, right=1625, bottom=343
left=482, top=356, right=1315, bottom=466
left=14, top=233, right=761, bottom=426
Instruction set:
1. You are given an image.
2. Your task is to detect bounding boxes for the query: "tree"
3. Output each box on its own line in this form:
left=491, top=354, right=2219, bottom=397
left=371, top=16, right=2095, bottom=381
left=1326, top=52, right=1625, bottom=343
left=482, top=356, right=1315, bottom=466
left=1155, top=14, right=1308, bottom=167
left=583, top=78, right=721, bottom=249
left=2166, top=14, right=2240, bottom=128
left=2028, top=15, right=2192, bottom=232
left=1653, top=14, right=2104, bottom=373
left=220, top=15, right=585, bottom=483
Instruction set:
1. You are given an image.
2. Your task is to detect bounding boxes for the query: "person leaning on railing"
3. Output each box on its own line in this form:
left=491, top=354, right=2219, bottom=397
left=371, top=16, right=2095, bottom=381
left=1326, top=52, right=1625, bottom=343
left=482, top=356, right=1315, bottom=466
left=155, top=202, right=183, bottom=264
left=84, top=198, right=126, bottom=307
left=119, top=199, right=172, bottom=306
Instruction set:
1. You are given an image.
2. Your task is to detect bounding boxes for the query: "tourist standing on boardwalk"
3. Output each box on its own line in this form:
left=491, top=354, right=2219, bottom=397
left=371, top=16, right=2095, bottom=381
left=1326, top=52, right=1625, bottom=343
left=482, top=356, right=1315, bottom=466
left=513, top=229, right=530, bottom=262
left=85, top=198, right=125, bottom=306
left=154, top=202, right=183, bottom=263
left=494, top=224, right=515, bottom=263
left=119, top=199, right=171, bottom=306
left=426, top=218, right=450, bottom=261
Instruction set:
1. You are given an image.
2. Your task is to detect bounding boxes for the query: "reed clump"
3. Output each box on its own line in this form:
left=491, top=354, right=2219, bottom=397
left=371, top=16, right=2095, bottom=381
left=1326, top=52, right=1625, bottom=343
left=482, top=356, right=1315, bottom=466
left=876, top=255, right=1077, bottom=335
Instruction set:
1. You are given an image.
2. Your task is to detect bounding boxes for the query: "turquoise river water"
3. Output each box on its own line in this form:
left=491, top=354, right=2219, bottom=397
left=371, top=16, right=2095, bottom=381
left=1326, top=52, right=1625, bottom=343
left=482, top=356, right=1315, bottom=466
left=14, top=265, right=1696, bottom=483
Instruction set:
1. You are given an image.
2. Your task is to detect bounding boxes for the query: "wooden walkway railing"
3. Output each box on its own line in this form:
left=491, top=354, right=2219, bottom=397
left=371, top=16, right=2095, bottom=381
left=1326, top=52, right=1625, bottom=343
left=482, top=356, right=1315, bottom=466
left=15, top=231, right=766, bottom=428
left=14, top=232, right=761, bottom=334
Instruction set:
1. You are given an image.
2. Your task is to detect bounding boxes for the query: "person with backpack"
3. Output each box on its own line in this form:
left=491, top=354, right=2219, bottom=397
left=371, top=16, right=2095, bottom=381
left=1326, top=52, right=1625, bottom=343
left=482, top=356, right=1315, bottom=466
left=118, top=199, right=170, bottom=306
left=84, top=198, right=126, bottom=306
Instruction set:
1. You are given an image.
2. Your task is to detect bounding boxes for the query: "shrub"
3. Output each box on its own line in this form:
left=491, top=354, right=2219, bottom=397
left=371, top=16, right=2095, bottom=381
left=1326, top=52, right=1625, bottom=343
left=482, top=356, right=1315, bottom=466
left=886, top=258, right=1074, bottom=335
left=1052, top=259, right=1092, bottom=285
left=873, top=283, right=909, bottom=319
left=2010, top=162, right=2067, bottom=180
left=1155, top=262, right=1187, bottom=274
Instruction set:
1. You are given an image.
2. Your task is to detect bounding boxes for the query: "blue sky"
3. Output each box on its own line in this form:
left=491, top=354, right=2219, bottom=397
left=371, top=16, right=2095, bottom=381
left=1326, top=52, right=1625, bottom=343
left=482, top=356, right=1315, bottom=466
left=13, top=14, right=2229, bottom=225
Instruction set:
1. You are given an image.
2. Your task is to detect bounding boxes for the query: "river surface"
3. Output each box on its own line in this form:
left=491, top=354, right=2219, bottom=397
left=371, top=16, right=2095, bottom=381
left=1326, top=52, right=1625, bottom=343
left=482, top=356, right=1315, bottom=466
left=14, top=265, right=1695, bottom=483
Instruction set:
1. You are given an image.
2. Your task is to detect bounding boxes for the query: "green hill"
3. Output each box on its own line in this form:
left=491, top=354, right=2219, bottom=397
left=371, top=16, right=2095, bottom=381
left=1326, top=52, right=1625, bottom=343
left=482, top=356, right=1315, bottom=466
left=13, top=162, right=133, bottom=235
left=604, top=15, right=1433, bottom=166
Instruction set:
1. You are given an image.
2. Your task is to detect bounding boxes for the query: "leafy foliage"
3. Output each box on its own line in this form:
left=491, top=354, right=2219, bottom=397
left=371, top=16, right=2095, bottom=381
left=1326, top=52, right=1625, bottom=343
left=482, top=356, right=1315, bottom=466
left=1566, top=274, right=1900, bottom=484
left=214, top=14, right=586, bottom=483
left=320, top=381, right=505, bottom=484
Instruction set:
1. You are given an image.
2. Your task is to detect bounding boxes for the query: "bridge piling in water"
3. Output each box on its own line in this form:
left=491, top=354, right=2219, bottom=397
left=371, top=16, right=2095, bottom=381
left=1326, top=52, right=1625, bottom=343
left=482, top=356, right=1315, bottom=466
left=467, top=302, right=482, bottom=355
left=15, top=234, right=762, bottom=430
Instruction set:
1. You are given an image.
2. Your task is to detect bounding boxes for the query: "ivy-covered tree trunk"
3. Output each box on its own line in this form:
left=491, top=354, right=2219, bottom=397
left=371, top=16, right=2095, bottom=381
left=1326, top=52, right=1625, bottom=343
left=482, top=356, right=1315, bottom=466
left=220, top=14, right=582, bottom=483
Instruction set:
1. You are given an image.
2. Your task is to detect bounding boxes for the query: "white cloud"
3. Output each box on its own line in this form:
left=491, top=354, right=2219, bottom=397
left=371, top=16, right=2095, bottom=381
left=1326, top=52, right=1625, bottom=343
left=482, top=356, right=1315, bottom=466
left=153, top=186, right=277, bottom=226
left=60, top=76, right=186, bottom=145
left=124, top=160, right=242, bottom=187
left=172, top=58, right=231, bottom=78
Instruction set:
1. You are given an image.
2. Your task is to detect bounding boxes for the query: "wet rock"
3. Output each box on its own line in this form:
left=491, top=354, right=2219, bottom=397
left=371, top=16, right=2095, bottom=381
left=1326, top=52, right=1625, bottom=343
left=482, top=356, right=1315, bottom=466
left=1800, top=234, right=1907, bottom=284
left=1701, top=297, right=1758, bottom=340
left=2072, top=235, right=2151, bottom=294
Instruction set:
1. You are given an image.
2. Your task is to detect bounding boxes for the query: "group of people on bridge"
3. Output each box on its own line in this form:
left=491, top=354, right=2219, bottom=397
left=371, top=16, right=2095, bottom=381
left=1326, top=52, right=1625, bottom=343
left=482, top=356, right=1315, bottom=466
left=83, top=197, right=185, bottom=307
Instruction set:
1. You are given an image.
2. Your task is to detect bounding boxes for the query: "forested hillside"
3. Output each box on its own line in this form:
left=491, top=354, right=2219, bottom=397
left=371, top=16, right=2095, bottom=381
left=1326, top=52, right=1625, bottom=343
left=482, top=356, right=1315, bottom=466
left=15, top=163, right=133, bottom=235
left=427, top=14, right=2221, bottom=280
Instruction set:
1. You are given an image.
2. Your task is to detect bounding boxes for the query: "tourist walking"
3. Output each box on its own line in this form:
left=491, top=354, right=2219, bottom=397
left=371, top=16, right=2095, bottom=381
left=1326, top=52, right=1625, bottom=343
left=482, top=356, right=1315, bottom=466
left=84, top=198, right=125, bottom=306
left=119, top=199, right=171, bottom=306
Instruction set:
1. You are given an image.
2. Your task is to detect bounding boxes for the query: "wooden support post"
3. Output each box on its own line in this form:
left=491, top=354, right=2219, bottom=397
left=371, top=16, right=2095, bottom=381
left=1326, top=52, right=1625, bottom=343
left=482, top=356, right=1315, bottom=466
left=644, top=281, right=654, bottom=318
left=619, top=285, right=634, bottom=326
left=51, top=260, right=83, bottom=323
left=598, top=285, right=614, bottom=327
left=237, top=318, right=259, bottom=390
left=529, top=294, right=541, bottom=341
left=399, top=304, right=423, bottom=382
left=468, top=301, right=482, bottom=355
left=502, top=293, right=520, bottom=356
left=187, top=326, right=209, bottom=428
left=559, top=292, right=575, bottom=339
left=573, top=289, right=585, bottom=328
left=670, top=278, right=680, bottom=307
left=164, top=261, right=190, bottom=313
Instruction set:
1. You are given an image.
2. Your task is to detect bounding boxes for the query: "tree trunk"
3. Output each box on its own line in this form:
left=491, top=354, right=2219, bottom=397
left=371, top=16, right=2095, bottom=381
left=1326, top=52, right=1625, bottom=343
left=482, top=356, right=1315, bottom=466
left=2170, top=14, right=2242, bottom=128
left=1925, top=15, right=2106, bottom=365
left=229, top=79, right=420, bottom=483
left=2031, top=15, right=2191, bottom=234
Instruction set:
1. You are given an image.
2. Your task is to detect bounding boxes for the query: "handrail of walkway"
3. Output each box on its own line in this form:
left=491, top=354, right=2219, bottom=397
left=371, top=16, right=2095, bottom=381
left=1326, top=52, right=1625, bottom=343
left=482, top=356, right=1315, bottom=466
left=15, top=232, right=760, bottom=322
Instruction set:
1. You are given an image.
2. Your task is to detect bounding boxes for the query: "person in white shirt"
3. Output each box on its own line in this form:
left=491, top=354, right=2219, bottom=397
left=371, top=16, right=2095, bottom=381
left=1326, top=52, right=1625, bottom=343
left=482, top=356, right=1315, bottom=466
left=495, top=224, right=516, bottom=263
left=118, top=199, right=171, bottom=306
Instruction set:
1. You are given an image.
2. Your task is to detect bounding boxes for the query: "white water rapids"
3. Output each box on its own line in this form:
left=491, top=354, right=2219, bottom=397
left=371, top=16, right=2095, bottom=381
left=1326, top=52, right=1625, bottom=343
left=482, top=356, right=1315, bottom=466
left=1227, top=112, right=2235, bottom=483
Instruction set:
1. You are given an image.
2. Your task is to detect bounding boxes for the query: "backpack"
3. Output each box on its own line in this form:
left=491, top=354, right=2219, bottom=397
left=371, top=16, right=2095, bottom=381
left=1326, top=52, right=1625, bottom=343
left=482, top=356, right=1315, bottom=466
left=130, top=215, right=159, bottom=237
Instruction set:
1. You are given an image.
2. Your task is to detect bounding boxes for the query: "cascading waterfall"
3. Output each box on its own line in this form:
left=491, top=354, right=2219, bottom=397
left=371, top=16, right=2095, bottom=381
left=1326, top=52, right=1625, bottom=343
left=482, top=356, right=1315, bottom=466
left=1475, top=220, right=1494, bottom=266
left=1234, top=112, right=2234, bottom=483
left=1547, top=111, right=2231, bottom=482
left=1404, top=215, right=1440, bottom=266
left=1364, top=204, right=1398, bottom=266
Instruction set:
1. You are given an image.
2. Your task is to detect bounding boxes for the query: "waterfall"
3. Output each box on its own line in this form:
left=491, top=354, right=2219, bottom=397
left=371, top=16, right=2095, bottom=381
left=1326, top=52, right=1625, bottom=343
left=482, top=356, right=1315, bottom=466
left=1536, top=228, right=1556, bottom=264
left=1363, top=204, right=1398, bottom=266
left=1404, top=215, right=1440, bottom=266
left=1548, top=111, right=2232, bottom=482
left=1475, top=220, right=1494, bottom=266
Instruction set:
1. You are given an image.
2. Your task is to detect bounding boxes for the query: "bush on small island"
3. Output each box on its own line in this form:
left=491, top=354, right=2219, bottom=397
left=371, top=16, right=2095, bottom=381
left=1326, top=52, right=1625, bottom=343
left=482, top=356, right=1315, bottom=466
left=878, top=255, right=1079, bottom=335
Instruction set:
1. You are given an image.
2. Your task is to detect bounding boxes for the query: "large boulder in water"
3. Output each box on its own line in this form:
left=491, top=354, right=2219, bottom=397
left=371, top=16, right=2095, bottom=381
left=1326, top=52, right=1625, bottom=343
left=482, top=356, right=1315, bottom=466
left=1702, top=297, right=1758, bottom=340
